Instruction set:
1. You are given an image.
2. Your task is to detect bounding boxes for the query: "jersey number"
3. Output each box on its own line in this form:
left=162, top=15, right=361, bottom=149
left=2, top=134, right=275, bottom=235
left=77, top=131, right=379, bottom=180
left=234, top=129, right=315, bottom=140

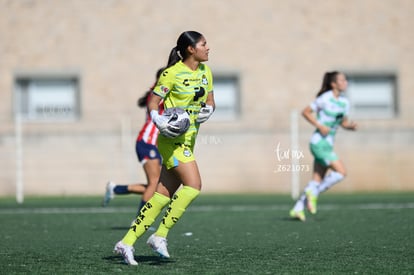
left=193, top=87, right=205, bottom=102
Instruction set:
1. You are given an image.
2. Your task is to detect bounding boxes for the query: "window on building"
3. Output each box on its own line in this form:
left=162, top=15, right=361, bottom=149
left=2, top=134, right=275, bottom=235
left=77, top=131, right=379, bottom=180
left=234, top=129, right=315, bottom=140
left=14, top=75, right=81, bottom=122
left=346, top=74, right=397, bottom=119
left=211, top=74, right=240, bottom=121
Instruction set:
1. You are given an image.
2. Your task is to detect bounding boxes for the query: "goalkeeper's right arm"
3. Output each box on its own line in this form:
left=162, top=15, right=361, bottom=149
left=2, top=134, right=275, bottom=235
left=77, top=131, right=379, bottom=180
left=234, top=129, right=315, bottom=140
left=148, top=93, right=179, bottom=138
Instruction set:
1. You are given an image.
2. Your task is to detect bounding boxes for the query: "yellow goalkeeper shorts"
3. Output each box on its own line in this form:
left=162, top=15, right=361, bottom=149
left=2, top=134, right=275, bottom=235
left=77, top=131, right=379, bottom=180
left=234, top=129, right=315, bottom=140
left=158, top=141, right=195, bottom=169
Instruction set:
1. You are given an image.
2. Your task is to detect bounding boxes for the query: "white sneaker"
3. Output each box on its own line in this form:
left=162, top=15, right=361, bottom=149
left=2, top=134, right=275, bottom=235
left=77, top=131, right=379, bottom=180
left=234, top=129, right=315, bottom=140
left=102, top=181, right=115, bottom=207
left=146, top=233, right=170, bottom=258
left=113, top=241, right=138, bottom=265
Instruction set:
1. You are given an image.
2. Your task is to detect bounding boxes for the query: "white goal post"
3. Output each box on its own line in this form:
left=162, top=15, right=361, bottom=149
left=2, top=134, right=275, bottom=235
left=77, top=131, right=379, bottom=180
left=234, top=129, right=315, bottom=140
left=15, top=114, right=24, bottom=204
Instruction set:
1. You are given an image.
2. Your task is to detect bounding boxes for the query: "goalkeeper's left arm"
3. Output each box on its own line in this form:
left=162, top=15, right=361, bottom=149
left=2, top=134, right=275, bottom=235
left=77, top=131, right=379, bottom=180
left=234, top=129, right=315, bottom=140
left=197, top=91, right=215, bottom=123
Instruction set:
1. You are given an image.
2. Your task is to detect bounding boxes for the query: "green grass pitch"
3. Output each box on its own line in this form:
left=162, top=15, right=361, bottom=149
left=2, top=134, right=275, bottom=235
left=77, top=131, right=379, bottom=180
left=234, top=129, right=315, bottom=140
left=0, top=193, right=413, bottom=274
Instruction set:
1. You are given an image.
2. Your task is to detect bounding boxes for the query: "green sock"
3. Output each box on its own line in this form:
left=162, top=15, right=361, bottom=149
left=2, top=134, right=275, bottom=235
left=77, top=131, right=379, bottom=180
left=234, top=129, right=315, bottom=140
left=155, top=186, right=200, bottom=238
left=122, top=192, right=170, bottom=246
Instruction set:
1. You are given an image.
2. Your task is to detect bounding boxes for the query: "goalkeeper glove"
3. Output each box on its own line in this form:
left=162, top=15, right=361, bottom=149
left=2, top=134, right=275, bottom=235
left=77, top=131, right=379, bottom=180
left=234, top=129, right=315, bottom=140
left=196, top=104, right=214, bottom=123
left=150, top=110, right=180, bottom=138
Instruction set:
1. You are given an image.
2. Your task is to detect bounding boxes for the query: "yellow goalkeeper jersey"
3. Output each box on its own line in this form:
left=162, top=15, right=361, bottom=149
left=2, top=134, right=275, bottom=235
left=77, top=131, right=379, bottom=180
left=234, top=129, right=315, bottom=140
left=152, top=60, right=214, bottom=147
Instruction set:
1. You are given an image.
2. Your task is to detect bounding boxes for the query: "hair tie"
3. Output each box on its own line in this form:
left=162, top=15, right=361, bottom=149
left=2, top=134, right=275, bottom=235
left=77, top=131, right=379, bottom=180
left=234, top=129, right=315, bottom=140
left=176, top=49, right=183, bottom=59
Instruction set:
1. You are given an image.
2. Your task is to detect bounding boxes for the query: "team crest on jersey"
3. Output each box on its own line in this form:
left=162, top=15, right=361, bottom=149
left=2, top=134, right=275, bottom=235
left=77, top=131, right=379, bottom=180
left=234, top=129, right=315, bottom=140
left=201, top=75, right=208, bottom=85
left=160, top=85, right=169, bottom=94
left=183, top=148, right=192, bottom=157
left=149, top=149, right=156, bottom=158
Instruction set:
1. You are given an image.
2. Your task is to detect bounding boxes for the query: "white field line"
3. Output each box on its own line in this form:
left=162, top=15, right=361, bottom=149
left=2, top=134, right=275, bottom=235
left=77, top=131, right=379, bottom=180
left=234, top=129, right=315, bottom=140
left=0, top=203, right=413, bottom=215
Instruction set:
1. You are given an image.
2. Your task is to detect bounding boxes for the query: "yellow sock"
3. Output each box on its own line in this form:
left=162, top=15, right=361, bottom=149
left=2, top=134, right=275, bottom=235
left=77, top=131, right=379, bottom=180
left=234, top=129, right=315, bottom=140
left=121, top=192, right=170, bottom=246
left=155, top=186, right=200, bottom=238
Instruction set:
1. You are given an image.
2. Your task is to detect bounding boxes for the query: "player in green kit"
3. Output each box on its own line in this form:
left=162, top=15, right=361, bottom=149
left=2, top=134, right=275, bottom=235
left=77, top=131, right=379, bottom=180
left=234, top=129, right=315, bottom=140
left=113, top=31, right=215, bottom=265
left=290, top=71, right=357, bottom=222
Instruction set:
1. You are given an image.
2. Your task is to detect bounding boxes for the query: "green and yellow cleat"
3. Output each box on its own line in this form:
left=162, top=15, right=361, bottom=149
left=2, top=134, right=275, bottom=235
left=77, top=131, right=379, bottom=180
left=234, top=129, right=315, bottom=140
left=289, top=209, right=306, bottom=222
left=305, top=190, right=318, bottom=214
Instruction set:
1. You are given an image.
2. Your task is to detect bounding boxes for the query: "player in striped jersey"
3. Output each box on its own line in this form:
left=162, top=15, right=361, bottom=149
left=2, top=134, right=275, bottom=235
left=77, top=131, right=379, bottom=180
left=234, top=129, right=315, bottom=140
left=114, top=31, right=215, bottom=265
left=103, top=69, right=164, bottom=216
left=290, top=71, right=358, bottom=221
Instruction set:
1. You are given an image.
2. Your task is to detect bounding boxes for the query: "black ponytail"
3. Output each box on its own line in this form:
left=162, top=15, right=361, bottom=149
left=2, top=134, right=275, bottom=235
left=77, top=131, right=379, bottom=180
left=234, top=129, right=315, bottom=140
left=316, top=71, right=339, bottom=97
left=166, top=46, right=182, bottom=68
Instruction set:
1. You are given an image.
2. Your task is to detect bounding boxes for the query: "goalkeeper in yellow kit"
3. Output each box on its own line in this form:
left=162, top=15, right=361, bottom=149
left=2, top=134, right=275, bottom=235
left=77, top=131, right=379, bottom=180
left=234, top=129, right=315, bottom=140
left=114, top=31, right=215, bottom=265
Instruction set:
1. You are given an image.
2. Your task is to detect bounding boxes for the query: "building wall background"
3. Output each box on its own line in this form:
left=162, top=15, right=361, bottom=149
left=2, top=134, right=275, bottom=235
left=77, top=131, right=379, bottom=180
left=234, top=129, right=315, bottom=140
left=0, top=0, right=413, bottom=197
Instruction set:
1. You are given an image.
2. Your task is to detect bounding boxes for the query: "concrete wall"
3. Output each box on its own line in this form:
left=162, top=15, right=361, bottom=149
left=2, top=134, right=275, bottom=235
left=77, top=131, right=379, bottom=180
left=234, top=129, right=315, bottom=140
left=1, top=0, right=413, bottom=197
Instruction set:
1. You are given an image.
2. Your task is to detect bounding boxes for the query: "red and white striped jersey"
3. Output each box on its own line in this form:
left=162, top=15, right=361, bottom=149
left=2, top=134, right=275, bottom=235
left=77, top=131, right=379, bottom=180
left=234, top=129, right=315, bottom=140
left=136, top=94, right=164, bottom=145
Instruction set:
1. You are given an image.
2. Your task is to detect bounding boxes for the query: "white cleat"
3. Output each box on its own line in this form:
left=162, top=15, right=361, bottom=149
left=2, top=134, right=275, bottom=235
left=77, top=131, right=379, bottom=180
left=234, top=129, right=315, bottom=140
left=146, top=233, right=170, bottom=258
left=113, top=241, right=138, bottom=266
left=102, top=181, right=115, bottom=207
